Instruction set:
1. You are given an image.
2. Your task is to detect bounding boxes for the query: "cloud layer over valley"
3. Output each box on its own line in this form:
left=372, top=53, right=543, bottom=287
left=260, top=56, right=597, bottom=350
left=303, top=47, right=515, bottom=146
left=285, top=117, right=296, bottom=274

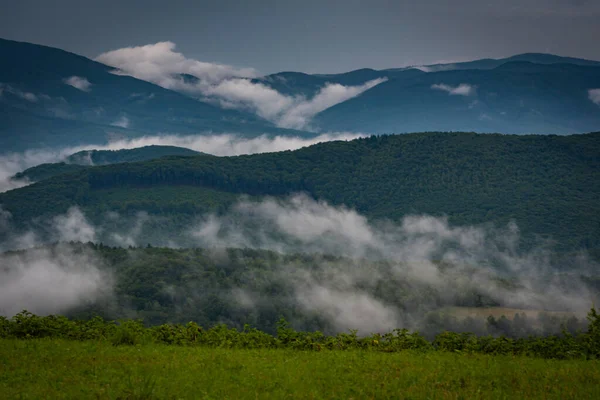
left=0, top=194, right=595, bottom=334
left=0, top=207, right=112, bottom=317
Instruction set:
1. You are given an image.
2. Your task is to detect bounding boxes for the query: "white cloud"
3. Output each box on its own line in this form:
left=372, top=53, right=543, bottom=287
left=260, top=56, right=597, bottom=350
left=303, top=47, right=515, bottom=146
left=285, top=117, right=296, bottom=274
left=53, top=207, right=97, bottom=243
left=0, top=206, right=112, bottom=317
left=589, top=89, right=600, bottom=106
left=0, top=83, right=38, bottom=102
left=95, top=42, right=386, bottom=129
left=84, top=132, right=366, bottom=156
left=63, top=76, right=92, bottom=92
left=0, top=245, right=112, bottom=317
left=431, top=83, right=477, bottom=96
left=277, top=79, right=386, bottom=129
left=96, top=41, right=258, bottom=91
left=414, top=64, right=457, bottom=73
left=206, top=77, right=386, bottom=129
left=204, top=79, right=295, bottom=121
left=111, top=115, right=130, bottom=128
left=188, top=194, right=595, bottom=331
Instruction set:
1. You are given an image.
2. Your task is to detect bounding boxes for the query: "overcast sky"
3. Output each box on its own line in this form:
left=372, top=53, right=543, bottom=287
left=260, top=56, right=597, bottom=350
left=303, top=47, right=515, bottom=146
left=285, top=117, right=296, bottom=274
left=1, top=0, right=599, bottom=74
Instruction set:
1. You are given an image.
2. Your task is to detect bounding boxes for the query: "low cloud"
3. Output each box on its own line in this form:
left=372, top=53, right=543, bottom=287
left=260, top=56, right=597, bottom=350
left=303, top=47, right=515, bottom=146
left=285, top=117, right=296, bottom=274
left=589, top=89, right=600, bottom=106
left=53, top=207, right=97, bottom=243
left=188, top=194, right=595, bottom=332
left=0, top=83, right=39, bottom=102
left=0, top=207, right=112, bottom=317
left=414, top=64, right=457, bottom=73
left=0, top=244, right=112, bottom=317
left=431, top=83, right=477, bottom=96
left=96, top=41, right=258, bottom=91
left=206, top=78, right=386, bottom=129
left=63, top=76, right=92, bottom=92
left=95, top=41, right=386, bottom=129
left=111, top=115, right=130, bottom=128
left=0, top=193, right=596, bottom=332
left=277, top=79, right=386, bottom=129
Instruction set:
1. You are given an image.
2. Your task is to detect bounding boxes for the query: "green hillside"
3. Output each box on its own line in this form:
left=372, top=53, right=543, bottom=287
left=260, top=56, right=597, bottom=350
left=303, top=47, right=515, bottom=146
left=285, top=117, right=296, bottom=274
left=0, top=132, right=599, bottom=253
left=66, top=145, right=202, bottom=165
left=12, top=145, right=203, bottom=182
left=12, top=162, right=88, bottom=182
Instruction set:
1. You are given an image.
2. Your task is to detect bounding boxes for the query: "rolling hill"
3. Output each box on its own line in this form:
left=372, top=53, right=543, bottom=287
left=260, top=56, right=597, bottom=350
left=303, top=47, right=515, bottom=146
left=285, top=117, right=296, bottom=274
left=12, top=145, right=202, bottom=182
left=0, top=132, right=598, bottom=255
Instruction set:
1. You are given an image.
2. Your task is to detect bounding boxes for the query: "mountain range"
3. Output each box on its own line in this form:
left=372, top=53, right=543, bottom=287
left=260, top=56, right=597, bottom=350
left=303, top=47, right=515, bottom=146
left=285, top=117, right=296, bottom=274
left=0, top=38, right=305, bottom=152
left=2, top=38, right=600, bottom=152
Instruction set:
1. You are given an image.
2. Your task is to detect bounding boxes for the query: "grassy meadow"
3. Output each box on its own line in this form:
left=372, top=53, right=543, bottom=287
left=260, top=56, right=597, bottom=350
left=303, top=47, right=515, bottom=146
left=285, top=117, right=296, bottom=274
left=1, top=338, right=599, bottom=399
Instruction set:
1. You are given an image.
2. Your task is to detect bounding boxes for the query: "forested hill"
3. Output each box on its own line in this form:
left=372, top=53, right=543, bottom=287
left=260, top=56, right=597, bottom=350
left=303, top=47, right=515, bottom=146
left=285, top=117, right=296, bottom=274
left=13, top=145, right=202, bottom=182
left=1, top=132, right=599, bottom=253
left=66, top=145, right=202, bottom=165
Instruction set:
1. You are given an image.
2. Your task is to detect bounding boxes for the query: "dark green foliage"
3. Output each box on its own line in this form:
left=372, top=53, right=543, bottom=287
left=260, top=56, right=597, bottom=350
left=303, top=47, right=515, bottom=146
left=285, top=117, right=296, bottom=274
left=1, top=132, right=599, bottom=254
left=12, top=162, right=88, bottom=182
left=2, top=309, right=600, bottom=360
left=66, top=145, right=203, bottom=165
left=12, top=145, right=203, bottom=183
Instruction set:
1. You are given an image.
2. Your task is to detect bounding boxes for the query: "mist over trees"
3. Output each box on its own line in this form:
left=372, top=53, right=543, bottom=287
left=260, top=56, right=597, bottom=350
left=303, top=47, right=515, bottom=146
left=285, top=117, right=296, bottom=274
left=1, top=132, right=598, bottom=256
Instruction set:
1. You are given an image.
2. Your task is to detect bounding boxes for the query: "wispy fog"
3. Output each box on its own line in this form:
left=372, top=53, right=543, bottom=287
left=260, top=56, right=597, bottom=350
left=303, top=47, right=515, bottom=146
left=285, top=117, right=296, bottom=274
left=188, top=194, right=594, bottom=332
left=0, top=207, right=112, bottom=317
left=431, top=83, right=477, bottom=96
left=96, top=42, right=386, bottom=129
left=0, top=194, right=595, bottom=333
left=589, top=88, right=600, bottom=106
left=63, top=76, right=92, bottom=92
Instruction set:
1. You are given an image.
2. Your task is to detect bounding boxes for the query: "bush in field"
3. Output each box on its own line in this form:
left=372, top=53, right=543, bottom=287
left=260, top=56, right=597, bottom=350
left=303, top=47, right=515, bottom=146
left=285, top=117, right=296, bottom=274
left=2, top=308, right=600, bottom=360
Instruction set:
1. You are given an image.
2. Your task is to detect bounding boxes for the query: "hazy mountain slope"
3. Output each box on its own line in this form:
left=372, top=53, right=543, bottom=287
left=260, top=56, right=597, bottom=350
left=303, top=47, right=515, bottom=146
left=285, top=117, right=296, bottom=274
left=13, top=145, right=202, bottom=182
left=404, top=53, right=600, bottom=72
left=314, top=62, right=600, bottom=134
left=0, top=38, right=307, bottom=152
left=1, top=132, right=598, bottom=253
left=255, top=69, right=423, bottom=98
left=258, top=53, right=599, bottom=98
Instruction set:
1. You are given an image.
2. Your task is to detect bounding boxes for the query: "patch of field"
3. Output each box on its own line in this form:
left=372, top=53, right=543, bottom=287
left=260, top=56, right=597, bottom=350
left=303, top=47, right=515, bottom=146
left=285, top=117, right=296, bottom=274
left=1, top=339, right=599, bottom=399
left=442, top=306, right=581, bottom=320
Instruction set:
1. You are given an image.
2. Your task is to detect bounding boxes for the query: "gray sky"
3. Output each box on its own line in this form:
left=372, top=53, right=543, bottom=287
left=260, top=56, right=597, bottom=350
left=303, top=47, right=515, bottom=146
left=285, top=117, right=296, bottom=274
left=1, top=0, right=599, bottom=74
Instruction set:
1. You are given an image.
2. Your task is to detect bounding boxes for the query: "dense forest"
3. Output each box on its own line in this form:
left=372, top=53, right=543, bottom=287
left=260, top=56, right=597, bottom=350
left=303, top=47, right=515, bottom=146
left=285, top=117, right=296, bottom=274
left=2, top=243, right=598, bottom=338
left=13, top=145, right=202, bottom=182
left=1, top=132, right=599, bottom=255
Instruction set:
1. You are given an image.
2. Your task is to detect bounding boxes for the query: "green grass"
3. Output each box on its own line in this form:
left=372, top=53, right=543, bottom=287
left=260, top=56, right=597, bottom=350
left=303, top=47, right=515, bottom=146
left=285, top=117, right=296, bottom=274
left=1, top=339, right=599, bottom=399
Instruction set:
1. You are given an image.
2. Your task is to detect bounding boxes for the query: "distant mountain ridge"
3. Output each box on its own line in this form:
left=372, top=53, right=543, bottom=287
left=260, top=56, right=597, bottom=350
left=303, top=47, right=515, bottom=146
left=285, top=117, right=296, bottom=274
left=2, top=38, right=600, bottom=149
left=0, top=38, right=308, bottom=152
left=313, top=61, right=600, bottom=134
left=253, top=54, right=600, bottom=135
left=395, top=53, right=600, bottom=72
